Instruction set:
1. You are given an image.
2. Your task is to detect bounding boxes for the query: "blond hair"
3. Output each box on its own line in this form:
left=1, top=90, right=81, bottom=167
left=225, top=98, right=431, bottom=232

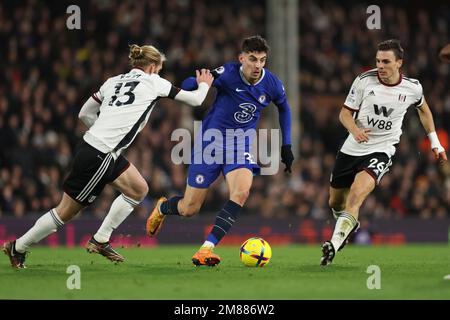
left=129, top=44, right=166, bottom=68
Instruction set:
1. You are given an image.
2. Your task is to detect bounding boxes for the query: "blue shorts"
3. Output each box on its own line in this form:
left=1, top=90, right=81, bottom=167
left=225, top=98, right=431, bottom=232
left=187, top=152, right=260, bottom=188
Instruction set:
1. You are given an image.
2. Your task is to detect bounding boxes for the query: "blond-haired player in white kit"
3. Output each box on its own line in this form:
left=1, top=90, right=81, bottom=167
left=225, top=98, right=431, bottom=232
left=3, top=44, right=213, bottom=268
left=321, top=39, right=448, bottom=266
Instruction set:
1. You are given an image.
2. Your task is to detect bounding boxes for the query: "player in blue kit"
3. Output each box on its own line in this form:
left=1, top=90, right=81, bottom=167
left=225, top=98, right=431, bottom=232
left=146, top=36, right=294, bottom=266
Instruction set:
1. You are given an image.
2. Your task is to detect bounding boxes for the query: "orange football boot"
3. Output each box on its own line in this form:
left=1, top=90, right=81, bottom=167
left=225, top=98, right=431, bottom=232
left=146, top=197, right=167, bottom=237
left=192, top=246, right=221, bottom=266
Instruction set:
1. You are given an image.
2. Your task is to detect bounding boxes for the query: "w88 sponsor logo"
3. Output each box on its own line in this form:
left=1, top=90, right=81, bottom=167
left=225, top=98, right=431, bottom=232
left=367, top=116, right=392, bottom=130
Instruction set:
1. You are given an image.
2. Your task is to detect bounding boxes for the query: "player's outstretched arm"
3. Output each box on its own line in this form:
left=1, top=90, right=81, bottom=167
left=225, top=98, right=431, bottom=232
left=275, top=100, right=294, bottom=173
left=180, top=65, right=224, bottom=91
left=416, top=100, right=448, bottom=163
left=339, top=107, right=370, bottom=143
left=174, top=69, right=213, bottom=106
left=79, top=96, right=101, bottom=128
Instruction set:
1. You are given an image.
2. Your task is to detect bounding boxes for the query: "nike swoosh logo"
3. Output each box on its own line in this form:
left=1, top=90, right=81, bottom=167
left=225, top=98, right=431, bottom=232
left=235, top=88, right=245, bottom=92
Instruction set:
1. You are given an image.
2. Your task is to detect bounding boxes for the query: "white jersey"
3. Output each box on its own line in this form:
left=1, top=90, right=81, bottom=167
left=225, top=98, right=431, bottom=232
left=341, top=69, right=424, bottom=157
left=83, top=68, right=177, bottom=156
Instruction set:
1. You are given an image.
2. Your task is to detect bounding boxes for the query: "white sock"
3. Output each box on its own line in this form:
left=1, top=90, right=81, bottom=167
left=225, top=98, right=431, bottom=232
left=15, top=209, right=64, bottom=253
left=93, top=194, right=139, bottom=243
left=202, top=241, right=215, bottom=248
left=330, top=212, right=358, bottom=251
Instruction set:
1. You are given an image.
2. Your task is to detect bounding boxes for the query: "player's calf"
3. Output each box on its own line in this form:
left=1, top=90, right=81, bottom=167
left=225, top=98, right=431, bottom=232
left=178, top=200, right=202, bottom=217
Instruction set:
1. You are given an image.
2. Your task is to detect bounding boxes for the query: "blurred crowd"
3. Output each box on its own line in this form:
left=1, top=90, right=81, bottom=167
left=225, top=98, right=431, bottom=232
left=0, top=0, right=449, bottom=220
left=298, top=0, right=450, bottom=220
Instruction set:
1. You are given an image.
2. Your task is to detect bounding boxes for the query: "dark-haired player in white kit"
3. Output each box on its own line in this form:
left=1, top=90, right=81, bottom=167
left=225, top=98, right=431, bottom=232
left=321, top=39, right=448, bottom=266
left=3, top=44, right=213, bottom=268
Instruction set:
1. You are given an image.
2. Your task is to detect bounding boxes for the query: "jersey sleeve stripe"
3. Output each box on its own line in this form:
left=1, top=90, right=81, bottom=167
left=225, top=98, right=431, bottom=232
left=403, top=77, right=419, bottom=85
left=413, top=96, right=424, bottom=108
left=168, top=85, right=181, bottom=99
left=343, top=104, right=358, bottom=112
left=359, top=71, right=377, bottom=79
left=91, top=93, right=102, bottom=104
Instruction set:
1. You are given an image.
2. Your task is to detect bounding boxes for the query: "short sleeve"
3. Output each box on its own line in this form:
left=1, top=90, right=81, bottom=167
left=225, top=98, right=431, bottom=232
left=92, top=79, right=108, bottom=104
left=344, top=76, right=364, bottom=111
left=154, top=75, right=179, bottom=98
left=414, top=82, right=424, bottom=108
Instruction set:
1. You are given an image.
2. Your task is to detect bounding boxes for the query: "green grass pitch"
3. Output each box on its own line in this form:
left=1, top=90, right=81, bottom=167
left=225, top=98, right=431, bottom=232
left=1, top=244, right=449, bottom=299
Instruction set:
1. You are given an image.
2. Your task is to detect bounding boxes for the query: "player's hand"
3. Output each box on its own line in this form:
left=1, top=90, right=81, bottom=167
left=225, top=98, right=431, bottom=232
left=351, top=128, right=371, bottom=143
left=281, top=144, right=294, bottom=173
left=196, top=69, right=214, bottom=87
left=439, top=44, right=450, bottom=63
left=432, top=147, right=447, bottom=165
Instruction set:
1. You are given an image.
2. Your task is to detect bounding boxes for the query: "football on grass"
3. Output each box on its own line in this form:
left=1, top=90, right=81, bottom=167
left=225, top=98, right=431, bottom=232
left=240, top=237, right=272, bottom=267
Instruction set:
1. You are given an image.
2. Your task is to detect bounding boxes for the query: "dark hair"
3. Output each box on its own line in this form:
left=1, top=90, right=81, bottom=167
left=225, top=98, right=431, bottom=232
left=377, top=39, right=404, bottom=60
left=242, top=35, right=269, bottom=53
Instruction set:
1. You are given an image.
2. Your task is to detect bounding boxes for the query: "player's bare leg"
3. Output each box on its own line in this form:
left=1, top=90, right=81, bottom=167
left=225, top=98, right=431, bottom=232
left=344, top=170, right=376, bottom=218
left=328, top=187, right=350, bottom=220
left=146, top=185, right=208, bottom=237
left=227, top=168, right=253, bottom=207
left=178, top=186, right=208, bottom=217
left=193, top=169, right=253, bottom=266
left=145, top=183, right=217, bottom=266
left=175, top=186, right=217, bottom=266
left=55, top=193, right=86, bottom=222
left=4, top=193, right=83, bottom=268
left=321, top=171, right=375, bottom=266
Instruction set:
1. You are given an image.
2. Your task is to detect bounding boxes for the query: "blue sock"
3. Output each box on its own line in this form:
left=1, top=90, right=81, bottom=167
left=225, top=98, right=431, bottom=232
left=206, top=200, right=242, bottom=245
left=160, top=196, right=182, bottom=215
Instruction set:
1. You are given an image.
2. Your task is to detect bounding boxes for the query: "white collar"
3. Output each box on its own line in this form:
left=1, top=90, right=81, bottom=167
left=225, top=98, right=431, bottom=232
left=131, top=67, right=146, bottom=74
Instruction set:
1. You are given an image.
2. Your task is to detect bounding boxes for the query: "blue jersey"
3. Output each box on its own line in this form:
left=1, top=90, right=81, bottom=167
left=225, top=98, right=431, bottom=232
left=182, top=62, right=291, bottom=149
left=205, top=62, right=287, bottom=134
left=182, top=62, right=292, bottom=188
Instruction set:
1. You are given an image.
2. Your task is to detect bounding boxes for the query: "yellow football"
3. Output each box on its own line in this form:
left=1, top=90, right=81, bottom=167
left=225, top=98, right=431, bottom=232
left=239, top=237, right=272, bottom=267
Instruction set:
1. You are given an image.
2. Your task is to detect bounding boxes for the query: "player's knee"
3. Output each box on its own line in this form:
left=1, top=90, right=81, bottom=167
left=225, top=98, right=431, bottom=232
left=230, top=189, right=250, bottom=205
left=125, top=179, right=148, bottom=202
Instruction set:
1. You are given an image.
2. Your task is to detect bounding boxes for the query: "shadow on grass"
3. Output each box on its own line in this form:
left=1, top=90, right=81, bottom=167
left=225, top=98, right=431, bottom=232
left=0, top=261, right=201, bottom=277
left=297, top=264, right=360, bottom=272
